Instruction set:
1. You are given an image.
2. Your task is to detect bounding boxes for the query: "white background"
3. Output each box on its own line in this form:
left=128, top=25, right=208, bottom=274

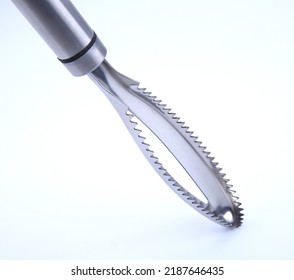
left=0, top=0, right=293, bottom=259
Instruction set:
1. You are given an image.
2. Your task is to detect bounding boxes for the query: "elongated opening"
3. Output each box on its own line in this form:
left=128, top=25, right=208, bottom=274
left=131, top=114, right=208, bottom=204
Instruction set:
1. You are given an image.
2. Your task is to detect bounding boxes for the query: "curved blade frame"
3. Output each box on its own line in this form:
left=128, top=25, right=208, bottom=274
left=89, top=60, right=243, bottom=228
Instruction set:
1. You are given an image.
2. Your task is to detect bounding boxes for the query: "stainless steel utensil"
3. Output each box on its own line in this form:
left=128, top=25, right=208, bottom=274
left=11, top=0, right=243, bottom=227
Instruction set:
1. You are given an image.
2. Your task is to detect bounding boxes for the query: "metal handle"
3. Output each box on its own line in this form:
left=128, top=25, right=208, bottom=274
left=11, top=0, right=106, bottom=76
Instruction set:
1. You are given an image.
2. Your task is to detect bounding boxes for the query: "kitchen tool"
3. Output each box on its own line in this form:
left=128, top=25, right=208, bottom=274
left=11, top=0, right=243, bottom=227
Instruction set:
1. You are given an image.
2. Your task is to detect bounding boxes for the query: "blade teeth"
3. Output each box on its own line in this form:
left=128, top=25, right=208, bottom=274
left=163, top=107, right=172, bottom=113
left=167, top=176, right=175, bottom=182
left=182, top=192, right=190, bottom=197
left=150, top=154, right=158, bottom=160
left=126, top=85, right=244, bottom=228
left=161, top=167, right=168, bottom=173
left=130, top=80, right=140, bottom=86
left=142, top=142, right=150, bottom=147
left=130, top=118, right=138, bottom=124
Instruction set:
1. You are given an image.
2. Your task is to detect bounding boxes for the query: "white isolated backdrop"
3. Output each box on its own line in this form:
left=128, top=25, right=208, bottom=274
left=0, top=0, right=293, bottom=259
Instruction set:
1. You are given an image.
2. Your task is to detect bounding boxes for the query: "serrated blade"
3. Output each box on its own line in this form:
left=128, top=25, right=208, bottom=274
left=89, top=60, right=243, bottom=228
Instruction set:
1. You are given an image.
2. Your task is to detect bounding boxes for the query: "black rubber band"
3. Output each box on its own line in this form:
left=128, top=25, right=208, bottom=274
left=58, top=32, right=97, bottom=64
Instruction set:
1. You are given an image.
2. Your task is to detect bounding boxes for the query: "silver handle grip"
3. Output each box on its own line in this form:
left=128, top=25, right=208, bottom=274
left=11, top=0, right=107, bottom=76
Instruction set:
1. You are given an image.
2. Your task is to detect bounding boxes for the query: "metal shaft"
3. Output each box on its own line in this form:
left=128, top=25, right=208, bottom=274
left=11, top=0, right=106, bottom=76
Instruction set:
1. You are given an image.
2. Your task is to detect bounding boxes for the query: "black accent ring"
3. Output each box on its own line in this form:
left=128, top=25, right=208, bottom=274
left=58, top=32, right=97, bottom=64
